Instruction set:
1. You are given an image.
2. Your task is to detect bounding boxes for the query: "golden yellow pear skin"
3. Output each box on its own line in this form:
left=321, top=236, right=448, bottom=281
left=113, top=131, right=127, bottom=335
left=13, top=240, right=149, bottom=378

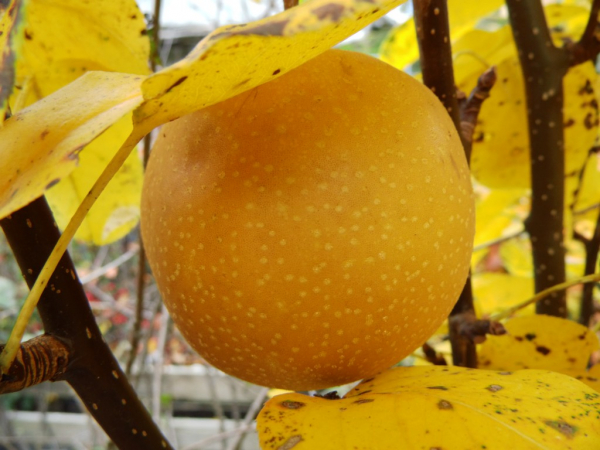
left=141, top=50, right=474, bottom=390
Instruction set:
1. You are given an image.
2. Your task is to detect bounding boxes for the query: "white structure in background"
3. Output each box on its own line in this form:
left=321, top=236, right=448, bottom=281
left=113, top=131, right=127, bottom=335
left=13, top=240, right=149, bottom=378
left=3, top=365, right=265, bottom=449
left=137, top=0, right=283, bottom=29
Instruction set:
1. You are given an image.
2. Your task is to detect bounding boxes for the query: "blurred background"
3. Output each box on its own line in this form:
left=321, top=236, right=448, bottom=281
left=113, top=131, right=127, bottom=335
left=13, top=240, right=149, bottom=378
left=2, top=0, right=600, bottom=449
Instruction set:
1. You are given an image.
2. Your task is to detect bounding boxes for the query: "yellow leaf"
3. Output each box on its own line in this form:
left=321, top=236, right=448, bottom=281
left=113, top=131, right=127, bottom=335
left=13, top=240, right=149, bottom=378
left=570, top=151, right=600, bottom=221
left=499, top=220, right=589, bottom=283
left=5, top=0, right=150, bottom=244
left=478, top=315, right=599, bottom=373
left=447, top=0, right=504, bottom=34
left=453, top=26, right=515, bottom=92
left=472, top=188, right=526, bottom=265
left=45, top=115, right=142, bottom=245
left=562, top=367, right=600, bottom=393
left=135, top=0, right=407, bottom=130
left=0, top=0, right=405, bottom=222
left=0, top=72, right=144, bottom=219
left=545, top=3, right=590, bottom=44
left=472, top=272, right=534, bottom=317
left=258, top=365, right=600, bottom=449
left=499, top=234, right=533, bottom=277
left=379, top=18, right=418, bottom=71
left=10, top=0, right=149, bottom=108
left=469, top=58, right=598, bottom=189
left=380, top=0, right=505, bottom=72
left=452, top=4, right=598, bottom=190
left=0, top=0, right=25, bottom=126
left=15, top=0, right=149, bottom=80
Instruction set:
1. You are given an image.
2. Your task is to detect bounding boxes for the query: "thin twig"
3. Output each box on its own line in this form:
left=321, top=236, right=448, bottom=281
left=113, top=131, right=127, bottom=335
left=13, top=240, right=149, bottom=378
left=573, top=211, right=600, bottom=325
left=421, top=342, right=447, bottom=366
left=449, top=311, right=506, bottom=345
left=206, top=366, right=227, bottom=450
left=151, top=0, right=162, bottom=71
left=79, top=247, right=138, bottom=284
left=414, top=0, right=462, bottom=135
left=568, top=147, right=599, bottom=214
left=574, top=203, right=600, bottom=216
left=224, top=387, right=269, bottom=450
left=459, top=66, right=497, bottom=150
left=133, top=297, right=164, bottom=388
left=181, top=424, right=255, bottom=450
left=90, top=245, right=110, bottom=271
left=490, top=272, right=600, bottom=321
left=472, top=229, right=526, bottom=252
left=127, top=0, right=162, bottom=378
left=566, top=0, right=600, bottom=67
left=152, top=303, right=170, bottom=422
left=283, top=0, right=299, bottom=10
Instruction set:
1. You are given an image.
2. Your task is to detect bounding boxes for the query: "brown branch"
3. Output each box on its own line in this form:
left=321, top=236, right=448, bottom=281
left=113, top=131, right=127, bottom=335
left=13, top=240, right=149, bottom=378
left=0, top=334, right=69, bottom=394
left=414, top=0, right=480, bottom=367
left=151, top=0, right=162, bottom=71
left=570, top=147, right=600, bottom=325
left=450, top=312, right=506, bottom=344
left=506, top=0, right=569, bottom=317
left=0, top=197, right=174, bottom=450
left=283, top=0, right=299, bottom=10
left=449, top=311, right=506, bottom=367
left=566, top=0, right=600, bottom=67
left=448, top=282, right=478, bottom=367
left=127, top=0, right=161, bottom=378
left=126, top=138, right=151, bottom=378
left=574, top=212, right=600, bottom=326
left=421, top=342, right=447, bottom=366
left=459, top=66, right=497, bottom=151
left=414, top=0, right=463, bottom=138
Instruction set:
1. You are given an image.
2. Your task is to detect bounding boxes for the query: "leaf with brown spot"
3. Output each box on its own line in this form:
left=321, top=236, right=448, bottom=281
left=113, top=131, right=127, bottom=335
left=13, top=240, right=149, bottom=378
left=257, top=366, right=600, bottom=449
left=0, top=0, right=405, bottom=221
left=135, top=0, right=406, bottom=131
left=6, top=0, right=150, bottom=244
left=454, top=4, right=598, bottom=190
left=281, top=400, right=305, bottom=409
left=560, top=363, right=600, bottom=393
left=470, top=57, right=597, bottom=189
left=478, top=315, right=600, bottom=374
left=545, top=420, right=576, bottom=439
left=0, top=72, right=144, bottom=220
left=13, top=0, right=149, bottom=90
left=45, top=114, right=143, bottom=245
